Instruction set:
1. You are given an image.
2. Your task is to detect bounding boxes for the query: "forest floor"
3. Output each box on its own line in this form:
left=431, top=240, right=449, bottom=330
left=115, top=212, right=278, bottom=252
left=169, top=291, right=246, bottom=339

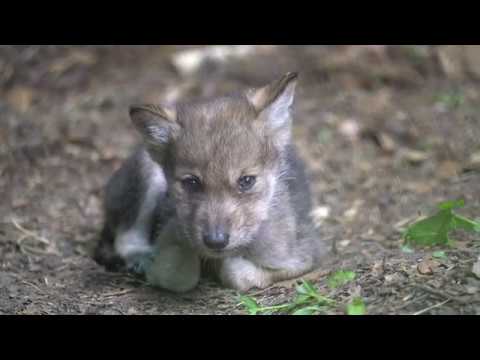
left=1, top=45, right=480, bottom=314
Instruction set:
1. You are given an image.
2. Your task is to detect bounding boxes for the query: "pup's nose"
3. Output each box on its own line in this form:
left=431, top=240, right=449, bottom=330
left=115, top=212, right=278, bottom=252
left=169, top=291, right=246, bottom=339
left=203, top=230, right=230, bottom=250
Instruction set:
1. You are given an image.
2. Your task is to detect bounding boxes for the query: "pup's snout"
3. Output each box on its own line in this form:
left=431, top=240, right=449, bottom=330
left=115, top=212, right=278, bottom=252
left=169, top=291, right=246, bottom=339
left=202, top=229, right=230, bottom=250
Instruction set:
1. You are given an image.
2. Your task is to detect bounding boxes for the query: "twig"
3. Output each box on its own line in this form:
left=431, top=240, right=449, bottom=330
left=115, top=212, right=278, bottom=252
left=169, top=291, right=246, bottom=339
left=248, top=285, right=277, bottom=297
left=21, top=243, right=61, bottom=256
left=22, top=280, right=44, bottom=293
left=395, top=293, right=429, bottom=311
left=415, top=284, right=470, bottom=304
left=102, top=289, right=136, bottom=297
left=11, top=218, right=50, bottom=245
left=412, top=299, right=451, bottom=315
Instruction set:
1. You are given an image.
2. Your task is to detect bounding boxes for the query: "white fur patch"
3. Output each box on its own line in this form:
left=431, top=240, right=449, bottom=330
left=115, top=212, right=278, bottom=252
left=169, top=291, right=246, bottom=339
left=114, top=165, right=166, bottom=258
left=115, top=230, right=152, bottom=258
left=220, top=257, right=272, bottom=292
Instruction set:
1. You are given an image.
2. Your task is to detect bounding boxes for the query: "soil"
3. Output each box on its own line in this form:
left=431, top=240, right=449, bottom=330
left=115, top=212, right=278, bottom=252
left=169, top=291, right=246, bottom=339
left=1, top=45, right=480, bottom=315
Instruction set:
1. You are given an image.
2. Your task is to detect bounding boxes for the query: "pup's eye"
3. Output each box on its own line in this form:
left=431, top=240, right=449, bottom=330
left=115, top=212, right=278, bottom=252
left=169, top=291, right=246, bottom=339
left=238, top=175, right=256, bottom=192
left=181, top=175, right=202, bottom=192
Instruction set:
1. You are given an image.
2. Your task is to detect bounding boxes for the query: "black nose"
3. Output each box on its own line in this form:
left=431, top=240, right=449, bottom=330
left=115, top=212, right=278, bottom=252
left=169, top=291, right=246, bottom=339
left=203, top=230, right=230, bottom=250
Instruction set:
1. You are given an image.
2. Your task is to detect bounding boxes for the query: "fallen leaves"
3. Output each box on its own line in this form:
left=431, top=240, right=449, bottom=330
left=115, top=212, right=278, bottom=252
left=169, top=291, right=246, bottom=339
left=417, top=258, right=441, bottom=275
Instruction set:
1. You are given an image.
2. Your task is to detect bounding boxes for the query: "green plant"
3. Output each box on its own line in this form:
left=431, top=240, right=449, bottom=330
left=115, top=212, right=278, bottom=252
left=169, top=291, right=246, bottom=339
left=435, top=91, right=465, bottom=110
left=403, top=200, right=480, bottom=247
left=238, top=280, right=335, bottom=315
left=346, top=297, right=366, bottom=315
left=327, top=270, right=356, bottom=289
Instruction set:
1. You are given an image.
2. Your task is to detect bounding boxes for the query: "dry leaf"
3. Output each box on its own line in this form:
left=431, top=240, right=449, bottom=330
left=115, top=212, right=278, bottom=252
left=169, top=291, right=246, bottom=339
left=6, top=86, right=35, bottom=113
left=403, top=149, right=429, bottom=164
left=417, top=258, right=440, bottom=275
left=404, top=182, right=433, bottom=194
left=377, top=132, right=397, bottom=153
left=437, top=160, right=459, bottom=179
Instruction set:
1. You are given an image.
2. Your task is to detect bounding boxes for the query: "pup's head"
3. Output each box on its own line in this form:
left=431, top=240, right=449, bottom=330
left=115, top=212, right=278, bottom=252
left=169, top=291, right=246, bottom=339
left=130, top=72, right=298, bottom=258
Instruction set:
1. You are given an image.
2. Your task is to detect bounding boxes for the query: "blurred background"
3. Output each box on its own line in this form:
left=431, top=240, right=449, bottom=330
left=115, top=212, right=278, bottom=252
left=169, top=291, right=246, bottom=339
left=1, top=45, right=479, bottom=314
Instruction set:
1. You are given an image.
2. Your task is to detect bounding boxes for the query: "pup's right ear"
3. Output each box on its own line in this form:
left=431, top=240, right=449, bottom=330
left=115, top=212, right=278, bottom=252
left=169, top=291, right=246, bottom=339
left=129, top=104, right=179, bottom=148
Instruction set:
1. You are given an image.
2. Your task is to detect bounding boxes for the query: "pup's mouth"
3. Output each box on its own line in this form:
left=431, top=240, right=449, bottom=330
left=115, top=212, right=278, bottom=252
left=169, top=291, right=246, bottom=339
left=199, top=247, right=240, bottom=259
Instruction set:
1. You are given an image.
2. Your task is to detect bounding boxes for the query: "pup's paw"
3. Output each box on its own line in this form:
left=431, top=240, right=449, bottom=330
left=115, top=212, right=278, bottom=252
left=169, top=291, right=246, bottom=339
left=126, top=251, right=155, bottom=276
left=145, top=244, right=200, bottom=293
left=219, top=257, right=272, bottom=292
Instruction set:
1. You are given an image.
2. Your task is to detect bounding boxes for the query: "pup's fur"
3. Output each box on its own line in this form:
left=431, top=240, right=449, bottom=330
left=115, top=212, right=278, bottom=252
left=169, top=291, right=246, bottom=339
left=94, top=73, right=327, bottom=292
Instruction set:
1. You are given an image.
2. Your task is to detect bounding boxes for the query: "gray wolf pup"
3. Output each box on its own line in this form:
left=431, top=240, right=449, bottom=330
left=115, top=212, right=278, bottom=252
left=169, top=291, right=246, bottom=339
left=94, top=72, right=327, bottom=292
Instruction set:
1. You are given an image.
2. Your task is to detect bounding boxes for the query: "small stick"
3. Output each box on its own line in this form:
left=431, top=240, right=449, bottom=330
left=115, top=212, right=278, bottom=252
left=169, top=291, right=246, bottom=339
left=412, top=299, right=450, bottom=315
left=11, top=218, right=50, bottom=245
left=395, top=294, right=429, bottom=311
left=22, top=280, right=44, bottom=293
left=415, top=284, right=469, bottom=304
left=102, top=289, right=136, bottom=297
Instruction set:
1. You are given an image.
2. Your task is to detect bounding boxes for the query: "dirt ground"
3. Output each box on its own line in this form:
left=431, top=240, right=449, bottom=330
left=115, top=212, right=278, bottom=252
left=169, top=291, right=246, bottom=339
left=1, top=45, right=480, bottom=315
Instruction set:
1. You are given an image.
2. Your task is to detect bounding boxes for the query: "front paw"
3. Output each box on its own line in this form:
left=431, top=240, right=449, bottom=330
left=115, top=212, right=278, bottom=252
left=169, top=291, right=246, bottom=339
left=126, top=251, right=155, bottom=276
left=219, top=257, right=272, bottom=292
left=145, top=244, right=200, bottom=293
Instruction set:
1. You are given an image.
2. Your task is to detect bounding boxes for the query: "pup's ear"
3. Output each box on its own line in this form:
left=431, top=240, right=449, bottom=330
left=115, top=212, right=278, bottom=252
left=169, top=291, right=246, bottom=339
left=129, top=104, right=179, bottom=148
left=246, top=72, right=298, bottom=148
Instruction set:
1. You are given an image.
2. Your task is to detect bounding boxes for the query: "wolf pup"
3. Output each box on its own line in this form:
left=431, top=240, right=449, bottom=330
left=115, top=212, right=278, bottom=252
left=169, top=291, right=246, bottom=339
left=94, top=72, right=327, bottom=292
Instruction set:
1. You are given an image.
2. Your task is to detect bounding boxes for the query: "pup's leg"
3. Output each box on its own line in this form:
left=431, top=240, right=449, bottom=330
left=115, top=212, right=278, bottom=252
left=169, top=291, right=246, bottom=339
left=219, top=256, right=314, bottom=292
left=145, top=221, right=201, bottom=293
left=94, top=147, right=166, bottom=272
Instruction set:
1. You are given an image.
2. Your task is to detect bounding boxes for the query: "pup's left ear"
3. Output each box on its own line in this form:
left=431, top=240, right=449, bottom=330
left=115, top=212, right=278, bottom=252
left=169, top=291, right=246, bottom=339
left=129, top=103, right=179, bottom=148
left=246, top=72, right=298, bottom=148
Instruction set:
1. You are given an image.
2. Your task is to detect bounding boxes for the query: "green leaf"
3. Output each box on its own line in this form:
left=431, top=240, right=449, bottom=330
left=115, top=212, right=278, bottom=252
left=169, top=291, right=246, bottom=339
left=295, top=284, right=309, bottom=297
left=475, top=224, right=480, bottom=233
left=452, top=214, right=480, bottom=232
left=432, top=251, right=447, bottom=259
left=403, top=210, right=452, bottom=246
left=347, top=297, right=366, bottom=315
left=403, top=200, right=479, bottom=248
left=293, top=293, right=311, bottom=305
left=401, top=244, right=415, bottom=253
left=438, top=199, right=464, bottom=210
left=435, top=92, right=465, bottom=109
left=295, top=279, right=318, bottom=298
left=292, top=306, right=321, bottom=315
left=239, top=296, right=259, bottom=315
left=327, top=270, right=356, bottom=289
left=301, top=279, right=318, bottom=294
